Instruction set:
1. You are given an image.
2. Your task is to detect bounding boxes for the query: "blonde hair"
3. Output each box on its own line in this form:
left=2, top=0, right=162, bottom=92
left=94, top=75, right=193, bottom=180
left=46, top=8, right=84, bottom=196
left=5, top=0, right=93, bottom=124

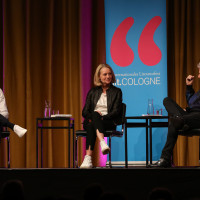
left=94, top=64, right=116, bottom=86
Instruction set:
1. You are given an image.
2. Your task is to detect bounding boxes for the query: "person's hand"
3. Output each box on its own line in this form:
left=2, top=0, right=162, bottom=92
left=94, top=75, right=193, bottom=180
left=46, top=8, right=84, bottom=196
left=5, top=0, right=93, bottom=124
left=186, top=75, right=194, bottom=85
left=96, top=110, right=102, bottom=116
left=96, top=110, right=103, bottom=120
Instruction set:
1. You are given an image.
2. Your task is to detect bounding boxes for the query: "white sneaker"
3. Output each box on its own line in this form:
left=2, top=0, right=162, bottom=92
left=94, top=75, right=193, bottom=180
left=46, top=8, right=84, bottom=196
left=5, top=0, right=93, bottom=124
left=13, top=125, right=27, bottom=137
left=80, top=155, right=93, bottom=169
left=100, top=139, right=110, bottom=155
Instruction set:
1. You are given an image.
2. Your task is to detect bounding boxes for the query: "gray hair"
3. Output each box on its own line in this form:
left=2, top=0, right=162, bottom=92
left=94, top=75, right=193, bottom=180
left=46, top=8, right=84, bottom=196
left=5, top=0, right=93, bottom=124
left=197, top=62, right=200, bottom=68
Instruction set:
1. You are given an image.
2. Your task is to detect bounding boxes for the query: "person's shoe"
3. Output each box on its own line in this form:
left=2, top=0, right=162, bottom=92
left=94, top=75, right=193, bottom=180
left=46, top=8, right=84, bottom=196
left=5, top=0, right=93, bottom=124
left=170, top=115, right=184, bottom=130
left=13, top=125, right=27, bottom=137
left=100, top=139, right=110, bottom=155
left=80, top=155, right=93, bottom=169
left=152, top=158, right=171, bottom=168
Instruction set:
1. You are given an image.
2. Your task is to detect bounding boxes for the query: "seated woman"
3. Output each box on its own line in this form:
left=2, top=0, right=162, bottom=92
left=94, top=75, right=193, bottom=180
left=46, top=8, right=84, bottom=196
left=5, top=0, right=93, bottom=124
left=0, top=88, right=27, bottom=138
left=80, top=64, right=123, bottom=169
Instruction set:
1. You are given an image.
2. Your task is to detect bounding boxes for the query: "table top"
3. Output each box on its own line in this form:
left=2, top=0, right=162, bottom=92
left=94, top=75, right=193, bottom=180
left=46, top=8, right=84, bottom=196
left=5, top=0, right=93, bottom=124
left=37, top=117, right=74, bottom=120
left=126, top=115, right=169, bottom=120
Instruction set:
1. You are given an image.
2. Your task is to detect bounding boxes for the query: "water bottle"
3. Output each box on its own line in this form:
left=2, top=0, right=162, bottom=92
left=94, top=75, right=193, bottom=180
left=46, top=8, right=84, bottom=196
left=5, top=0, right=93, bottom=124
left=147, top=99, right=154, bottom=115
left=44, top=100, right=51, bottom=117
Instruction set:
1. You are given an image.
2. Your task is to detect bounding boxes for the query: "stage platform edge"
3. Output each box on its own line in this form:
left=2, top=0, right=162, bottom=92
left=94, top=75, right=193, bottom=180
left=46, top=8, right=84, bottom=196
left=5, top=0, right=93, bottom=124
left=0, top=167, right=199, bottom=200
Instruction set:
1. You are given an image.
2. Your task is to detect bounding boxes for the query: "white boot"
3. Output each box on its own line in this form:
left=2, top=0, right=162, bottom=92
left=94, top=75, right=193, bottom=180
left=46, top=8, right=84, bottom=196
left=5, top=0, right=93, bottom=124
left=13, top=125, right=27, bottom=137
left=100, top=139, right=110, bottom=155
left=80, top=155, right=93, bottom=169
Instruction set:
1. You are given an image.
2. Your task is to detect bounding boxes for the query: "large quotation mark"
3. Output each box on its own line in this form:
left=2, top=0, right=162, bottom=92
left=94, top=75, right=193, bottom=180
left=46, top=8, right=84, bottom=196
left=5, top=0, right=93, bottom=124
left=110, top=17, right=134, bottom=67
left=111, top=16, right=162, bottom=67
left=138, top=16, right=162, bottom=66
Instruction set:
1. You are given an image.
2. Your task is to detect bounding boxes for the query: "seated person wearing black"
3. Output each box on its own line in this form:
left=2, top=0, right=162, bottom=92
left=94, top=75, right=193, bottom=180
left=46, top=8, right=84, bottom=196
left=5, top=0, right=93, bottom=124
left=80, top=64, right=122, bottom=169
left=154, top=62, right=200, bottom=167
left=0, top=88, right=27, bottom=138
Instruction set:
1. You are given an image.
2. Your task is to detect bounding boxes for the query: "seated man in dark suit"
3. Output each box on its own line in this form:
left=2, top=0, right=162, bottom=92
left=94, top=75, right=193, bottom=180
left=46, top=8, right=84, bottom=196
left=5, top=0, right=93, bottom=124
left=154, top=62, right=200, bottom=167
left=0, top=88, right=27, bottom=138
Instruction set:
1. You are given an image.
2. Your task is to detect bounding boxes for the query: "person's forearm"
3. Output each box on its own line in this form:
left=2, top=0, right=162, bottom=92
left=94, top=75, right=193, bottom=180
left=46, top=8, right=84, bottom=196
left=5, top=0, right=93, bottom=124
left=186, top=85, right=195, bottom=104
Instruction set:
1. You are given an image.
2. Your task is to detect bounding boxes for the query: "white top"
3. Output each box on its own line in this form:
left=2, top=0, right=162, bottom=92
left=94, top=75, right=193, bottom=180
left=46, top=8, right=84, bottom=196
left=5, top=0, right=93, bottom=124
left=94, top=93, right=108, bottom=116
left=0, top=89, right=9, bottom=119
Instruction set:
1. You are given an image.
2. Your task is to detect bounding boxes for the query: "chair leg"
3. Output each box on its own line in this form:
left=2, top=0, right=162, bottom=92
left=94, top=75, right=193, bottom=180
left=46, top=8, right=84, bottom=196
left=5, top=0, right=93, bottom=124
left=109, top=136, right=112, bottom=168
left=7, top=137, right=10, bottom=168
left=75, top=136, right=78, bottom=168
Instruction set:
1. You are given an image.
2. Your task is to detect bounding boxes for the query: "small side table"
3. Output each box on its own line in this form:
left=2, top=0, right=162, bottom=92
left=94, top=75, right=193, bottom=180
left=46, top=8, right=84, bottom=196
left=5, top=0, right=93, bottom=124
left=125, top=116, right=169, bottom=167
left=36, top=117, right=75, bottom=168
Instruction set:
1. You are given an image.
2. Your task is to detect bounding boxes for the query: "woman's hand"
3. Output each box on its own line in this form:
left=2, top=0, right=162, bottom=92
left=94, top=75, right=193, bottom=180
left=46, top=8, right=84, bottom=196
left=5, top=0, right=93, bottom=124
left=96, top=110, right=103, bottom=120
left=96, top=110, right=102, bottom=116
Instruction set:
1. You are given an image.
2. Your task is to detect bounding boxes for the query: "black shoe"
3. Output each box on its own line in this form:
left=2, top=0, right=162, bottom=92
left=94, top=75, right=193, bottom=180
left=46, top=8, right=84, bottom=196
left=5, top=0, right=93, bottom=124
left=170, top=115, right=184, bottom=130
left=152, top=158, right=171, bottom=168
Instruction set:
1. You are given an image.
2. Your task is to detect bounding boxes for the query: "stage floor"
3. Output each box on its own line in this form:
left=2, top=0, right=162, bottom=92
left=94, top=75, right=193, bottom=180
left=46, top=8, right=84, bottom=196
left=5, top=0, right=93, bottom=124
left=0, top=167, right=200, bottom=200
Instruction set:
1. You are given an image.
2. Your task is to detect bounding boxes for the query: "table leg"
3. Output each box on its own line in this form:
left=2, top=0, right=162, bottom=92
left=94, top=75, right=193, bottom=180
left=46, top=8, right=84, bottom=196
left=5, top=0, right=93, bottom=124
left=68, top=120, right=70, bottom=168
left=150, top=118, right=152, bottom=164
left=72, top=120, right=75, bottom=168
left=41, top=127, right=43, bottom=168
left=146, top=119, right=148, bottom=167
left=36, top=119, right=38, bottom=168
left=125, top=123, right=128, bottom=168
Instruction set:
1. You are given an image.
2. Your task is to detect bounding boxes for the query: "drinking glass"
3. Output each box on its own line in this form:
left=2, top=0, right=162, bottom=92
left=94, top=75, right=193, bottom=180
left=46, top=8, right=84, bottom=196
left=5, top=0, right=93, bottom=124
left=44, top=100, right=51, bottom=117
left=156, top=108, right=162, bottom=115
left=53, top=110, right=59, bottom=115
left=147, top=99, right=154, bottom=115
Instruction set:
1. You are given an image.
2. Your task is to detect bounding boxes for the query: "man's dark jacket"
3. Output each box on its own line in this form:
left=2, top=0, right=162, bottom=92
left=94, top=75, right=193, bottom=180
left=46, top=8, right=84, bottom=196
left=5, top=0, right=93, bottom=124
left=186, top=85, right=200, bottom=112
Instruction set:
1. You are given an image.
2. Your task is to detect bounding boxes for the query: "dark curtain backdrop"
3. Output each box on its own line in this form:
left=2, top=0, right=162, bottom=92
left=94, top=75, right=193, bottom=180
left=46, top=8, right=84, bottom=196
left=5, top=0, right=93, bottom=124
left=0, top=0, right=106, bottom=168
left=0, top=0, right=83, bottom=168
left=167, top=0, right=200, bottom=166
left=0, top=0, right=200, bottom=168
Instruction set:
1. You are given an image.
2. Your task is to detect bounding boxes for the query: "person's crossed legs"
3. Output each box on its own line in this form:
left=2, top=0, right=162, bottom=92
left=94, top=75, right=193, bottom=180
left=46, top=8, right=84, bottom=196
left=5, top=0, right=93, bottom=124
left=80, top=112, right=115, bottom=168
left=0, top=114, right=27, bottom=138
left=153, top=97, right=198, bottom=167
